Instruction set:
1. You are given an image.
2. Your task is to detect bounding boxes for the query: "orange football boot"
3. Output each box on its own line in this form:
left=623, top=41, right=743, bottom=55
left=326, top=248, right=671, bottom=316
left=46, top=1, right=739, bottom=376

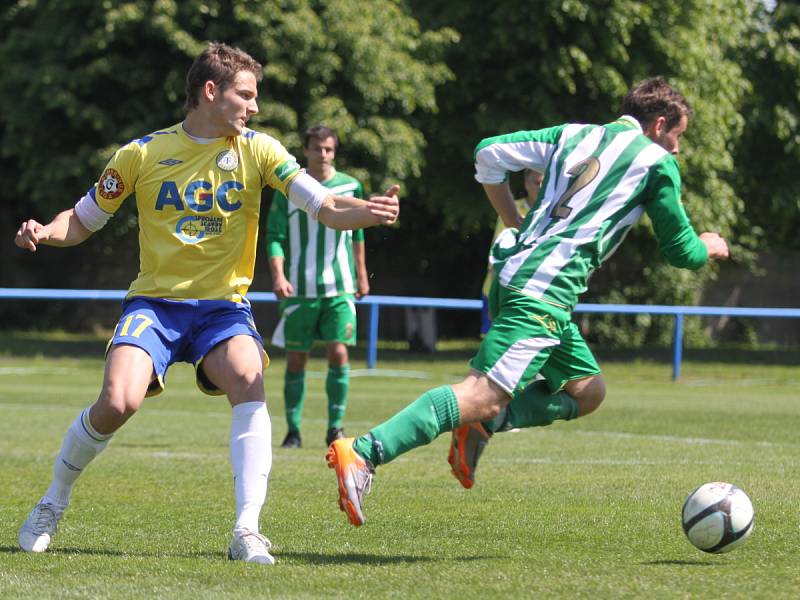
left=448, top=423, right=490, bottom=489
left=326, top=438, right=374, bottom=526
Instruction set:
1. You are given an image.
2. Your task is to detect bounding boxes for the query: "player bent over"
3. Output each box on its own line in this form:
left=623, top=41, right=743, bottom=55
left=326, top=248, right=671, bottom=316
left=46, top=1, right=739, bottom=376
left=327, top=77, right=728, bottom=526
left=14, top=43, right=399, bottom=562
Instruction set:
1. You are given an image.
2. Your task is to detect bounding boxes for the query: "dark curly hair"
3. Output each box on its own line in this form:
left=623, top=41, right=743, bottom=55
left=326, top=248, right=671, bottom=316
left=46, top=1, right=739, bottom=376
left=620, top=76, right=693, bottom=130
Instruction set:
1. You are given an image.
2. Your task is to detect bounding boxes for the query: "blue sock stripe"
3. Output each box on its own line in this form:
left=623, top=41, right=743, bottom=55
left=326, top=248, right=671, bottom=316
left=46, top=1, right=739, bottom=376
left=80, top=409, right=111, bottom=443
left=61, top=458, right=83, bottom=472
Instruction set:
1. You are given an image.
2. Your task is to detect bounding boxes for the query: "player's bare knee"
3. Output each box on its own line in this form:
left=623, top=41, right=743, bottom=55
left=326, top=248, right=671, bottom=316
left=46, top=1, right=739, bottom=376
left=476, top=387, right=508, bottom=422
left=326, top=343, right=348, bottom=366
left=227, top=370, right=265, bottom=404
left=577, top=395, right=602, bottom=417
left=482, top=400, right=503, bottom=421
left=95, top=389, right=140, bottom=425
left=286, top=352, right=307, bottom=372
left=567, top=375, right=606, bottom=417
left=481, top=379, right=509, bottom=420
left=585, top=387, right=606, bottom=415
left=240, top=370, right=264, bottom=391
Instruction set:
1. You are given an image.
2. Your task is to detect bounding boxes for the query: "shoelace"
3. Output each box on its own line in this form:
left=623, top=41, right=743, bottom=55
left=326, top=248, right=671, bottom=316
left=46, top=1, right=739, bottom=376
left=239, top=531, right=272, bottom=553
left=355, top=467, right=373, bottom=498
left=31, top=504, right=59, bottom=535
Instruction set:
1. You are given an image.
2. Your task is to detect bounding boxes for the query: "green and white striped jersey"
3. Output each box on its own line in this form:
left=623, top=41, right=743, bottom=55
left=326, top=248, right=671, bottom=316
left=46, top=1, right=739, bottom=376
left=474, top=116, right=708, bottom=311
left=267, top=170, right=364, bottom=298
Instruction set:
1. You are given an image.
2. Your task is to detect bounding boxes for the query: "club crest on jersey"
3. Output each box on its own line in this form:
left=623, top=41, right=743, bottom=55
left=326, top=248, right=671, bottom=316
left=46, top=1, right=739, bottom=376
left=216, top=150, right=239, bottom=172
left=98, top=168, right=125, bottom=200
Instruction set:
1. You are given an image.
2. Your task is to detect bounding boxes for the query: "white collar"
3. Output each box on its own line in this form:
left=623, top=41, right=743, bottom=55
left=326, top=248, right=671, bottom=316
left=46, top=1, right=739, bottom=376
left=615, top=115, right=643, bottom=132
left=181, top=122, right=222, bottom=144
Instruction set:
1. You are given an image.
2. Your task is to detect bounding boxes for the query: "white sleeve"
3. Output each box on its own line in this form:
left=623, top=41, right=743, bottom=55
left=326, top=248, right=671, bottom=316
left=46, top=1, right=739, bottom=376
left=287, top=172, right=330, bottom=220
left=474, top=139, right=557, bottom=185
left=74, top=190, right=112, bottom=232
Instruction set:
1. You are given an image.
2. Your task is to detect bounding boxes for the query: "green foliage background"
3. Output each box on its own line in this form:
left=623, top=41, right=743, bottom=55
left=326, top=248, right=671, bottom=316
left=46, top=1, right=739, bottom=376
left=1, top=0, right=797, bottom=345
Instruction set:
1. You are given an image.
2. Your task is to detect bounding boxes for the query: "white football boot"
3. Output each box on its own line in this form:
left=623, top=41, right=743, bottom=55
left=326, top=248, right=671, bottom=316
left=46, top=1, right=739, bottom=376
left=19, top=501, right=63, bottom=552
left=228, top=529, right=276, bottom=565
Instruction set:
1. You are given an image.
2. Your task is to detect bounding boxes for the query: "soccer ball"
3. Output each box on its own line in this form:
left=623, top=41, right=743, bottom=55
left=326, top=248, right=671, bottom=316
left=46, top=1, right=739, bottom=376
left=681, top=482, right=754, bottom=553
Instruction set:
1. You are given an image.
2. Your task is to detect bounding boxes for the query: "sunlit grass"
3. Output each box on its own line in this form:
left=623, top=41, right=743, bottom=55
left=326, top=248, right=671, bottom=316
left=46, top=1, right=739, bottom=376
left=0, top=346, right=798, bottom=599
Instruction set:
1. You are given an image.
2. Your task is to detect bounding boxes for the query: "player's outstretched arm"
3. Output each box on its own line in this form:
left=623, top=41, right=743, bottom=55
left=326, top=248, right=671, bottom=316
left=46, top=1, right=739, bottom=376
left=699, top=232, right=729, bottom=261
left=318, top=185, right=400, bottom=230
left=14, top=209, right=92, bottom=252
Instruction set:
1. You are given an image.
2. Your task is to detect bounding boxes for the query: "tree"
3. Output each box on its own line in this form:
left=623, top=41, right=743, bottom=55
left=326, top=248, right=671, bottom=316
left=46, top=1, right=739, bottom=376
left=0, top=0, right=455, bottom=282
left=735, top=0, right=800, bottom=252
left=0, top=0, right=455, bottom=328
left=406, top=0, right=754, bottom=344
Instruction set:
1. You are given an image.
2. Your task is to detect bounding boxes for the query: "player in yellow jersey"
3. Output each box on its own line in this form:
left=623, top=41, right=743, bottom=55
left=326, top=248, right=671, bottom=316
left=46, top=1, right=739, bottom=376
left=13, top=42, right=399, bottom=564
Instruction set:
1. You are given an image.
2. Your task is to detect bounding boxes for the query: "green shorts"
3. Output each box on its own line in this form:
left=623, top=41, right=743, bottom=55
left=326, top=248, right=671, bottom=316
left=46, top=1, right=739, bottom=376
left=469, top=282, right=600, bottom=394
left=271, top=294, right=357, bottom=351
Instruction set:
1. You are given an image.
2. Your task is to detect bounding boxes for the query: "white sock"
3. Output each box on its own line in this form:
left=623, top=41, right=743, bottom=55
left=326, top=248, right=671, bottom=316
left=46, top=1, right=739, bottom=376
left=43, top=407, right=112, bottom=509
left=230, top=401, right=271, bottom=533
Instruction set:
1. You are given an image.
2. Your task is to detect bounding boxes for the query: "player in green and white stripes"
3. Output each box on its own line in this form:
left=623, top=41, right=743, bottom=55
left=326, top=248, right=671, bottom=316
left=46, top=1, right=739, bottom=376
left=267, top=126, right=368, bottom=449
left=326, top=77, right=730, bottom=527
left=480, top=168, right=544, bottom=334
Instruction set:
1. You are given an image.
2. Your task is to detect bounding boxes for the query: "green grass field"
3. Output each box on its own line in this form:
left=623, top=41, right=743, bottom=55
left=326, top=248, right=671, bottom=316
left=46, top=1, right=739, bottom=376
left=1, top=339, right=798, bottom=599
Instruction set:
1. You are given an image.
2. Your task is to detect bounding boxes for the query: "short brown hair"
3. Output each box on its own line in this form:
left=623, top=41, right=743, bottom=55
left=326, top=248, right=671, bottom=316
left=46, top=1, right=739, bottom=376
left=303, top=125, right=339, bottom=150
left=620, top=76, right=693, bottom=131
left=184, top=42, right=262, bottom=111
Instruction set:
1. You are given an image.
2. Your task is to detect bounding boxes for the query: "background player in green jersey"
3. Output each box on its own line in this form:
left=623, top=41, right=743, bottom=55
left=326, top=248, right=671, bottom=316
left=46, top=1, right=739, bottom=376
left=13, top=43, right=399, bottom=562
left=480, top=168, right=544, bottom=334
left=326, top=76, right=729, bottom=527
left=267, top=126, right=369, bottom=448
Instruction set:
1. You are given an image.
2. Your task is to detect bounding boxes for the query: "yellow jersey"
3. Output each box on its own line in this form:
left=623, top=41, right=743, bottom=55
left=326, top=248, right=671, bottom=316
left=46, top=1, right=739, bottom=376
left=92, top=124, right=301, bottom=302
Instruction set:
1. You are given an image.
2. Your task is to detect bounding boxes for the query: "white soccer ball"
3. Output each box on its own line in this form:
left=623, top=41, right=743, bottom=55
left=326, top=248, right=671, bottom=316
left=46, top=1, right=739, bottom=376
left=681, top=482, right=754, bottom=553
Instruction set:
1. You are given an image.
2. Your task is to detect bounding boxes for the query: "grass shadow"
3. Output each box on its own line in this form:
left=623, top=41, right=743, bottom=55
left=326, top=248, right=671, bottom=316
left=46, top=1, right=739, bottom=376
left=278, top=551, right=495, bottom=565
left=113, top=442, right=173, bottom=449
left=642, top=559, right=718, bottom=566
left=0, top=545, right=495, bottom=564
left=0, top=545, right=226, bottom=561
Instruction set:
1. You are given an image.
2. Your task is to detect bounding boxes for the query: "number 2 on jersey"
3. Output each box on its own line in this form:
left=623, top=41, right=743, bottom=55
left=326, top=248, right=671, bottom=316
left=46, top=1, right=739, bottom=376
left=550, top=156, right=601, bottom=219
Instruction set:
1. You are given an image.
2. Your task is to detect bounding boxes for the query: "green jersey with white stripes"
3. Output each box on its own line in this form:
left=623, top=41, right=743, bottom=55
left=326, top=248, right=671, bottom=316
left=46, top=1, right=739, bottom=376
left=267, top=170, right=364, bottom=298
left=474, top=116, right=708, bottom=311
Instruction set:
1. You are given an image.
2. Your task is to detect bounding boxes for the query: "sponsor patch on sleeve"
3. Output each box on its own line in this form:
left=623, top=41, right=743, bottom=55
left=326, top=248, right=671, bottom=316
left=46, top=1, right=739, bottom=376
left=98, top=168, right=125, bottom=200
left=274, top=159, right=300, bottom=182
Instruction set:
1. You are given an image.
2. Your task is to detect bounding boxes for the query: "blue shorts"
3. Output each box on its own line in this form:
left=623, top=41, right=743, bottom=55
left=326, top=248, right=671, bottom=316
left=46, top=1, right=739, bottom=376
left=108, top=297, right=267, bottom=397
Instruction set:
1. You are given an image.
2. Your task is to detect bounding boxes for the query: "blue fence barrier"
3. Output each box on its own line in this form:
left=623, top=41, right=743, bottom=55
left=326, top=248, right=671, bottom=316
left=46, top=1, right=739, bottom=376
left=2, top=287, right=799, bottom=380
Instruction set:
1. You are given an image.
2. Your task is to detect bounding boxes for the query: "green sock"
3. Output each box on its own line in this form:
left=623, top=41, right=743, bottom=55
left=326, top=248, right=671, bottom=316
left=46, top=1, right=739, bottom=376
left=326, top=364, right=350, bottom=429
left=354, top=385, right=460, bottom=466
left=487, top=380, right=579, bottom=433
left=284, top=370, right=306, bottom=433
